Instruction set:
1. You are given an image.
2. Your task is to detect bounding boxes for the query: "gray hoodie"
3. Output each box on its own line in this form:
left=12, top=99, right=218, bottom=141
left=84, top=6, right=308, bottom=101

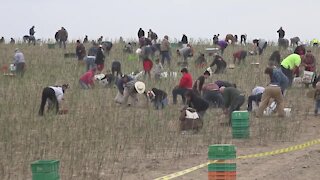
left=13, top=50, right=25, bottom=64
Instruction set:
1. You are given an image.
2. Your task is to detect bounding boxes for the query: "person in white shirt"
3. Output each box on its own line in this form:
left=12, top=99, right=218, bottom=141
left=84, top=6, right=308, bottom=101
left=247, top=86, right=265, bottom=111
left=39, top=84, right=69, bottom=116
left=13, top=48, right=26, bottom=77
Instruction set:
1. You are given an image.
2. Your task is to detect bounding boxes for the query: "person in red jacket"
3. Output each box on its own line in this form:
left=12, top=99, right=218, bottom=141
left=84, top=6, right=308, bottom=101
left=172, top=68, right=193, bottom=104
left=79, top=68, right=96, bottom=89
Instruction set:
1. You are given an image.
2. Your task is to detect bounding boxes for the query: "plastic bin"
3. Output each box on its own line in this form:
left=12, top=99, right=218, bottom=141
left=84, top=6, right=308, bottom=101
left=208, top=163, right=237, bottom=172
left=208, top=145, right=236, bottom=160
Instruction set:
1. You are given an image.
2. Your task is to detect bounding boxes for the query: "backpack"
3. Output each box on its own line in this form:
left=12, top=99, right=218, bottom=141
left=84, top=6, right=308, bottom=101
left=179, top=108, right=203, bottom=131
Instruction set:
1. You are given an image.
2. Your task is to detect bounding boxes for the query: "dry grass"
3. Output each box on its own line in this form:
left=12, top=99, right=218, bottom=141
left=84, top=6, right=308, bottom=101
left=0, top=41, right=319, bottom=179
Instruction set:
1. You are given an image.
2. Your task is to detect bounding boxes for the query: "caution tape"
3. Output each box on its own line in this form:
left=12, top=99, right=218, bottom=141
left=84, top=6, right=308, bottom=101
left=154, top=139, right=320, bottom=180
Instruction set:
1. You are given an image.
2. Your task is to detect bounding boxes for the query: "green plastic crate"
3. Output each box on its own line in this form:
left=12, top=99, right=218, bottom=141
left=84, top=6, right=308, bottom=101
left=232, top=126, right=250, bottom=132
left=32, top=172, right=59, bottom=180
left=232, top=131, right=250, bottom=139
left=208, top=163, right=237, bottom=172
left=232, top=133, right=250, bottom=139
left=208, top=145, right=236, bottom=160
left=231, top=111, right=249, bottom=120
left=232, top=120, right=249, bottom=127
left=31, top=160, right=59, bottom=173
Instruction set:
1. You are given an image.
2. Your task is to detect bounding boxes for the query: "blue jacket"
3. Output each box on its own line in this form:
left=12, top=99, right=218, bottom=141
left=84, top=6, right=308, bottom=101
left=116, top=76, right=133, bottom=94
left=271, top=68, right=289, bottom=92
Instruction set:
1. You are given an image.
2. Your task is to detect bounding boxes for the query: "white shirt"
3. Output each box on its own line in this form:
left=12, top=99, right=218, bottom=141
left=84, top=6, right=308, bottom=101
left=252, top=86, right=265, bottom=95
left=49, top=86, right=64, bottom=102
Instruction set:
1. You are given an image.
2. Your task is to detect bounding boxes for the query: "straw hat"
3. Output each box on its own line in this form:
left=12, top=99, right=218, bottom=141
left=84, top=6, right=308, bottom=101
left=134, top=81, right=146, bottom=94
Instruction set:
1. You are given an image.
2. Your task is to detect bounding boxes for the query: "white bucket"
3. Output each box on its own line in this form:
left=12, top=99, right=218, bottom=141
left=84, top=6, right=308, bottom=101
left=9, top=64, right=16, bottom=72
left=284, top=108, right=291, bottom=117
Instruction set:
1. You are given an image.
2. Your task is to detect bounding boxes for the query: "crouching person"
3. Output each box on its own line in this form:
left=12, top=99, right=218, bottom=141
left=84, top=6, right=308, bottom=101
left=179, top=90, right=208, bottom=133
left=79, top=68, right=96, bottom=89
left=220, top=86, right=245, bottom=125
left=247, top=86, right=265, bottom=112
left=147, top=88, right=168, bottom=110
left=202, top=82, right=224, bottom=108
left=185, top=90, right=209, bottom=119
left=256, top=84, right=285, bottom=117
left=115, top=75, right=146, bottom=106
left=39, top=84, right=69, bottom=116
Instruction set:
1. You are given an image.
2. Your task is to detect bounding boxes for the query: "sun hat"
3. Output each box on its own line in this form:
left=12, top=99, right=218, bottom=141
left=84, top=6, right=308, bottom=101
left=134, top=81, right=146, bottom=94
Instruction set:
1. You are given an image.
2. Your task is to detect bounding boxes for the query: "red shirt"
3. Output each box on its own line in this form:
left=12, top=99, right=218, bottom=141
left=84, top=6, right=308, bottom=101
left=80, top=70, right=94, bottom=85
left=143, top=59, right=153, bottom=71
left=179, top=73, right=193, bottom=88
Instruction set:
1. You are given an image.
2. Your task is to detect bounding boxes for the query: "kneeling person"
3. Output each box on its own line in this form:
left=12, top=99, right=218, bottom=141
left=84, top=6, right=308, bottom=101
left=147, top=88, right=168, bottom=110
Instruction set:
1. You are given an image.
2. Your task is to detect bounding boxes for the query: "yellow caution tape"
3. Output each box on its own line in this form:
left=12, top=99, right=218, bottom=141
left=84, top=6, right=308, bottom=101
left=154, top=139, right=320, bottom=180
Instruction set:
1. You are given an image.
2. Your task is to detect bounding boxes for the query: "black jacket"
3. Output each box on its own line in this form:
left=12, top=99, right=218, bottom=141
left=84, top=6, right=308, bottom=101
left=187, top=92, right=209, bottom=112
left=210, top=55, right=227, bottom=69
left=181, top=35, right=188, bottom=44
left=138, top=29, right=145, bottom=38
left=152, top=88, right=167, bottom=102
left=95, top=48, right=105, bottom=65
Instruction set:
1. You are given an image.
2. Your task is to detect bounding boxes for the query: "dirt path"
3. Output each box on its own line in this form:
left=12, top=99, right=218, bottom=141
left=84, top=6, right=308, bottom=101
left=126, top=116, right=320, bottom=180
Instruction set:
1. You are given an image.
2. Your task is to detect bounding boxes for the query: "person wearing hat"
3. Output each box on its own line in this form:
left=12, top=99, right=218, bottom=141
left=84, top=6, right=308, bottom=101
left=210, top=54, right=227, bottom=74
left=39, top=84, right=69, bottom=116
left=13, top=48, right=26, bottom=77
left=280, top=53, right=302, bottom=86
left=95, top=45, right=105, bottom=73
left=147, top=88, right=168, bottom=110
left=79, top=68, right=96, bottom=89
left=122, top=80, right=146, bottom=106
left=220, top=86, right=245, bottom=125
left=193, top=70, right=210, bottom=96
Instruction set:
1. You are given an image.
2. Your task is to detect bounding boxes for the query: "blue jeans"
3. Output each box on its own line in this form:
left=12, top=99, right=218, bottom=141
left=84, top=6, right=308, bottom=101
left=154, top=97, right=168, bottom=110
left=315, top=100, right=320, bottom=114
left=172, top=88, right=189, bottom=104
left=161, top=51, right=171, bottom=65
